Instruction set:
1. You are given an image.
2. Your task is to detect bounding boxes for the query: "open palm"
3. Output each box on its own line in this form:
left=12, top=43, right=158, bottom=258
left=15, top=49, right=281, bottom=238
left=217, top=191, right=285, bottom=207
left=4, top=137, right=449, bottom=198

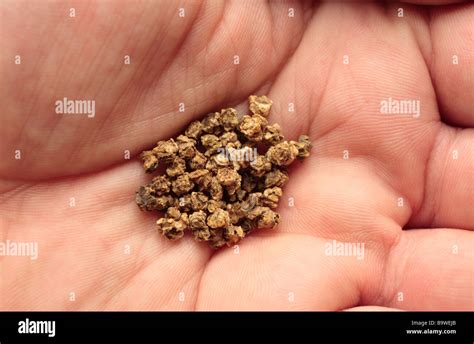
left=1, top=0, right=472, bottom=310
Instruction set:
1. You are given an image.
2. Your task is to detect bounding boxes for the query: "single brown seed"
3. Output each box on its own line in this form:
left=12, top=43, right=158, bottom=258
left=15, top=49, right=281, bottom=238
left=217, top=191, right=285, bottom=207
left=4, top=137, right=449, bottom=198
left=262, top=187, right=283, bottom=209
left=166, top=157, right=186, bottom=177
left=266, top=141, right=299, bottom=166
left=224, top=225, right=246, bottom=245
left=157, top=217, right=187, bottom=240
left=172, top=174, right=194, bottom=196
left=239, top=115, right=267, bottom=142
left=185, top=120, right=203, bottom=139
left=220, top=108, right=239, bottom=131
left=152, top=139, right=179, bottom=164
left=140, top=150, right=159, bottom=173
left=248, top=95, right=273, bottom=117
left=207, top=208, right=231, bottom=229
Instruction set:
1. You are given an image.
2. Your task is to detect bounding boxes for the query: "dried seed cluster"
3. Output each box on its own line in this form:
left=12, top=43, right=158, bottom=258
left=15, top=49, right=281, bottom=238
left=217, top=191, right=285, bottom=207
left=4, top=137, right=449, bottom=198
left=136, top=95, right=311, bottom=249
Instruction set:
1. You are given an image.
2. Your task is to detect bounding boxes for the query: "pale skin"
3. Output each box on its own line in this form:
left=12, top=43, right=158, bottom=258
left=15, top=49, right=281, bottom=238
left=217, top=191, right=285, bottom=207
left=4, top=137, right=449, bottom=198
left=0, top=0, right=472, bottom=311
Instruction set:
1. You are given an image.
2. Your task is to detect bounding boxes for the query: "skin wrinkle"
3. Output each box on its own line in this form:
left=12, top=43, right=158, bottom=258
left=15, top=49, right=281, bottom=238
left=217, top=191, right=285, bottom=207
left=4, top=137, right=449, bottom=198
left=268, top=2, right=275, bottom=58
left=34, top=2, right=98, bottom=161
left=428, top=127, right=461, bottom=227
left=193, top=3, right=232, bottom=105
left=35, top=9, right=105, bottom=167
left=201, top=3, right=226, bottom=79
left=12, top=4, right=78, bottom=156
left=93, top=5, right=157, bottom=145
left=0, top=155, right=135, bottom=191
left=191, top=255, right=213, bottom=311
left=221, top=8, right=240, bottom=102
left=409, top=7, right=434, bottom=75
left=119, top=240, right=210, bottom=310
left=71, top=2, right=203, bottom=171
left=301, top=7, right=340, bottom=136
left=122, top=3, right=218, bottom=138
left=374, top=230, right=404, bottom=307
left=407, top=121, right=443, bottom=225
left=88, top=8, right=179, bottom=135
left=375, top=120, right=438, bottom=226
left=101, top=236, right=169, bottom=309
left=249, top=219, right=398, bottom=255
left=65, top=30, right=122, bottom=167
left=426, top=4, right=474, bottom=128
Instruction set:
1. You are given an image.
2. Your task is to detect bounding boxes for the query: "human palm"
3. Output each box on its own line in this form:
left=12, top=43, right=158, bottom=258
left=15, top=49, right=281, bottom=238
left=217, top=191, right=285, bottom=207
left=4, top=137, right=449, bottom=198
left=1, top=0, right=472, bottom=310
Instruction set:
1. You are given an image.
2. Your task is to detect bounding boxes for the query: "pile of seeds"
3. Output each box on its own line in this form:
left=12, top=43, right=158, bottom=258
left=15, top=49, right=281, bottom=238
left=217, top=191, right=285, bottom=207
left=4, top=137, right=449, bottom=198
left=136, top=95, right=311, bottom=248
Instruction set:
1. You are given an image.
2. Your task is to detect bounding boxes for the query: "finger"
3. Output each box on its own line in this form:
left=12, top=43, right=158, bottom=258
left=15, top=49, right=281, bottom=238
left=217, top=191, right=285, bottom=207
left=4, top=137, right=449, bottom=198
left=425, top=3, right=474, bottom=127
left=374, top=228, right=473, bottom=310
left=0, top=0, right=307, bottom=180
left=408, top=125, right=474, bottom=230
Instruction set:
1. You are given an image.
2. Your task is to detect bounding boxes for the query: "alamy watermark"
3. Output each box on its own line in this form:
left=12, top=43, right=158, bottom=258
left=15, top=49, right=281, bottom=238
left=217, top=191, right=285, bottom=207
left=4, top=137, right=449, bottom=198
left=380, top=97, right=420, bottom=118
left=55, top=97, right=95, bottom=118
left=0, top=240, right=38, bottom=260
left=217, top=146, right=258, bottom=162
left=324, top=240, right=365, bottom=260
left=18, top=318, right=55, bottom=337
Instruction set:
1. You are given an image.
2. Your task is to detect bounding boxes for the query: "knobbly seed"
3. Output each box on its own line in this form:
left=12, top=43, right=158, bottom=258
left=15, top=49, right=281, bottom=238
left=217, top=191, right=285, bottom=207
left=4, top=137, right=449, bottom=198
left=209, top=228, right=227, bottom=249
left=209, top=177, right=224, bottom=200
left=207, top=208, right=231, bottom=229
left=140, top=150, right=159, bottom=173
left=135, top=186, right=158, bottom=210
left=185, top=120, right=203, bottom=139
left=189, top=210, right=208, bottom=230
left=157, top=217, right=186, bottom=240
left=190, top=192, right=208, bottom=211
left=189, top=151, right=207, bottom=170
left=263, top=123, right=284, bottom=145
left=266, top=140, right=299, bottom=166
left=176, top=135, right=196, bottom=160
left=166, top=207, right=181, bottom=220
left=293, top=135, right=313, bottom=159
left=202, top=112, right=222, bottom=134
left=224, top=225, right=245, bottom=245
left=220, top=108, right=239, bottom=131
left=201, top=134, right=222, bottom=156
left=239, top=115, right=267, bottom=142
left=152, top=139, right=179, bottom=164
left=166, top=157, right=186, bottom=177
left=150, top=175, right=171, bottom=195
left=206, top=199, right=224, bottom=213
left=249, top=155, right=272, bottom=177
left=262, top=187, right=283, bottom=209
left=135, top=95, right=311, bottom=249
left=248, top=95, right=273, bottom=117
left=177, top=194, right=193, bottom=212
left=172, top=174, right=194, bottom=196
left=264, top=169, right=289, bottom=188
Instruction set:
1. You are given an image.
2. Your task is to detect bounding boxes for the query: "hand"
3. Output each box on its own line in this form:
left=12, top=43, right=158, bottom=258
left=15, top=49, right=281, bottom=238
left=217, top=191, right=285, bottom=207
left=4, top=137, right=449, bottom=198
left=1, top=0, right=472, bottom=310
